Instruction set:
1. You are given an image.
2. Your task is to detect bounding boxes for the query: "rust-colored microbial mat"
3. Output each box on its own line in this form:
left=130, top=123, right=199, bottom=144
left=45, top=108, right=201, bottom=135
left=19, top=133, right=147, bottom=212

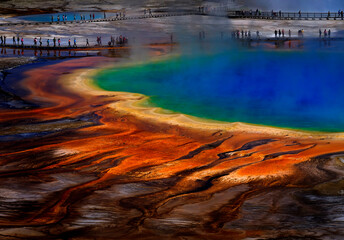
left=0, top=55, right=344, bottom=239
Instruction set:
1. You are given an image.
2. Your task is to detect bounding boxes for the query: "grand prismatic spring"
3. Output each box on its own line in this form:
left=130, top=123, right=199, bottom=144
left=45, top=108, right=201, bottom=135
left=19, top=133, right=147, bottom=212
left=0, top=0, right=344, bottom=239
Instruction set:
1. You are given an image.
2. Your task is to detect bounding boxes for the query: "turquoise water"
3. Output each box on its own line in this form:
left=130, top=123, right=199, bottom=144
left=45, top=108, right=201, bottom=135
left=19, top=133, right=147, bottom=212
left=17, top=12, right=117, bottom=22
left=94, top=50, right=344, bottom=132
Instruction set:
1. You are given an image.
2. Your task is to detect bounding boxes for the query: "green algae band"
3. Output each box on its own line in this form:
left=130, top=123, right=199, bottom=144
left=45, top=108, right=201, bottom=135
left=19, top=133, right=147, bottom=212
left=94, top=50, right=344, bottom=132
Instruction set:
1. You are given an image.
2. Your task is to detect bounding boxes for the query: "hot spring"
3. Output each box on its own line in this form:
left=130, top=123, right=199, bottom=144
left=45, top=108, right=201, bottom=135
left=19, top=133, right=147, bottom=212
left=94, top=49, right=344, bottom=132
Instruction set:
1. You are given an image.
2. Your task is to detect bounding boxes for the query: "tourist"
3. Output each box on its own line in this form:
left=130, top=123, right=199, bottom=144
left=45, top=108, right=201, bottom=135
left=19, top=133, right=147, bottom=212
left=17, top=36, right=19, bottom=46
left=13, top=36, right=15, bottom=45
left=274, top=30, right=277, bottom=38
left=34, top=37, right=37, bottom=46
left=86, top=38, right=89, bottom=47
left=328, top=11, right=331, bottom=18
left=319, top=29, right=322, bottom=38
left=57, top=15, right=60, bottom=22
left=93, top=13, right=95, bottom=19
left=279, top=10, right=282, bottom=17
left=53, top=37, right=56, bottom=47
left=21, top=38, right=23, bottom=46
left=47, top=38, right=50, bottom=46
left=298, top=10, right=301, bottom=18
left=68, top=39, right=71, bottom=47
left=3, top=36, right=6, bottom=45
left=74, top=15, right=76, bottom=21
left=73, top=38, right=77, bottom=47
left=39, top=37, right=42, bottom=47
left=338, top=10, right=341, bottom=18
left=278, top=29, right=281, bottom=38
left=282, top=29, right=285, bottom=38
left=341, top=11, right=344, bottom=18
left=289, top=29, right=291, bottom=37
left=256, top=30, right=260, bottom=39
left=58, top=38, right=61, bottom=47
left=0, top=36, right=3, bottom=45
left=104, top=12, right=106, bottom=19
left=248, top=31, right=251, bottom=39
left=328, top=29, right=331, bottom=38
left=90, top=14, right=92, bottom=20
left=324, top=29, right=327, bottom=37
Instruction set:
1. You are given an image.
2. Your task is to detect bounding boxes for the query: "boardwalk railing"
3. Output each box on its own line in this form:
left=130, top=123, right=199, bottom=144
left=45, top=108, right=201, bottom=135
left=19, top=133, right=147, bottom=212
left=227, top=11, right=344, bottom=20
left=0, top=12, right=200, bottom=27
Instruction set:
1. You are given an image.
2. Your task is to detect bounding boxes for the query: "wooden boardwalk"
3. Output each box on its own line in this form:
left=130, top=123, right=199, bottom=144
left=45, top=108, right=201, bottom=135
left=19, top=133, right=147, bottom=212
left=0, top=12, right=200, bottom=27
left=0, top=37, right=342, bottom=52
left=227, top=10, right=344, bottom=20
left=1, top=10, right=343, bottom=28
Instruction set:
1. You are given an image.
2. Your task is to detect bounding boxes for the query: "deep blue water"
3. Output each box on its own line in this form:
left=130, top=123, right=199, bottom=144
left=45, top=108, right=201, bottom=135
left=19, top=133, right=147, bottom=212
left=95, top=50, right=344, bottom=132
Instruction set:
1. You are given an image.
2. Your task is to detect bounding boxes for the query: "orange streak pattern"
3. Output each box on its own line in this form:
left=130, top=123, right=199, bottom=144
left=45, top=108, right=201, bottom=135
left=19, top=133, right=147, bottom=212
left=0, top=54, right=343, bottom=239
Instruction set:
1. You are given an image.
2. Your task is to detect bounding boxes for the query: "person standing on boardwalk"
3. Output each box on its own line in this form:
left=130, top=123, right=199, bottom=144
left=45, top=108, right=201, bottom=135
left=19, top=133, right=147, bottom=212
left=3, top=36, right=6, bottom=45
left=34, top=37, right=37, bottom=47
left=319, top=29, right=322, bottom=38
left=282, top=29, right=285, bottom=38
left=289, top=29, right=291, bottom=37
left=328, top=29, right=331, bottom=38
left=278, top=29, right=281, bottom=38
left=39, top=37, right=42, bottom=47
left=13, top=36, right=15, bottom=45
left=21, top=38, right=23, bottom=46
left=53, top=37, right=56, bottom=47
left=298, top=10, right=301, bottom=18
left=68, top=39, right=71, bottom=47
left=324, top=29, right=327, bottom=37
left=86, top=38, right=89, bottom=47
left=58, top=38, right=61, bottom=47
left=0, top=36, right=3, bottom=45
left=73, top=38, right=77, bottom=47
left=275, top=30, right=277, bottom=38
left=47, top=38, right=50, bottom=46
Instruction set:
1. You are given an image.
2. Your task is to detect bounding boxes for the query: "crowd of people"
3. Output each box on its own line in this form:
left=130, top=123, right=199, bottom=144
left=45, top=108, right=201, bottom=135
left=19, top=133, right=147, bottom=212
left=143, top=9, right=152, bottom=16
left=319, top=29, right=332, bottom=38
left=49, top=11, right=127, bottom=23
left=0, top=35, right=129, bottom=48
